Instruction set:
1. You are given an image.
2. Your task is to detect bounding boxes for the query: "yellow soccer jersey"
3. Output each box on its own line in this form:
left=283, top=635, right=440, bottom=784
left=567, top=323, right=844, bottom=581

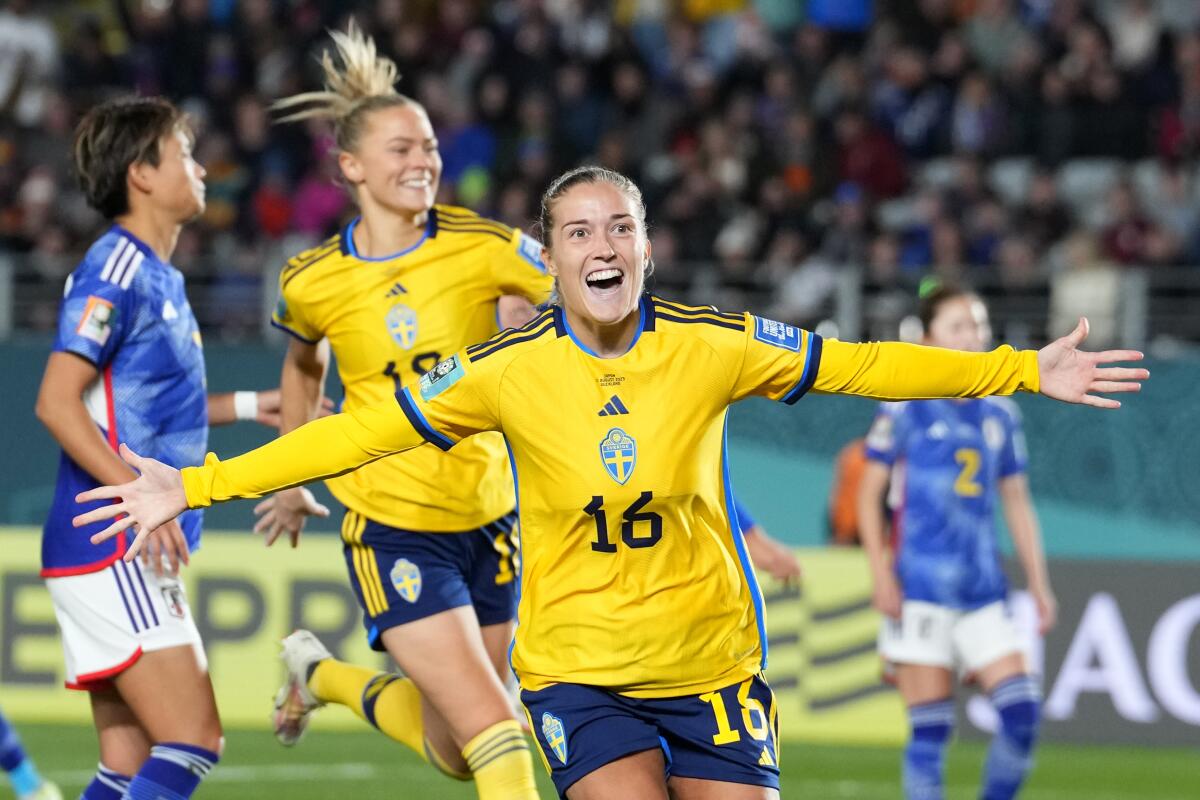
left=270, top=205, right=552, bottom=532
left=186, top=296, right=1038, bottom=698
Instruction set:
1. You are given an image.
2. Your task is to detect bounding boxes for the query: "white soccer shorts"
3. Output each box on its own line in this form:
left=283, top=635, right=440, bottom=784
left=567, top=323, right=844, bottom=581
left=879, top=599, right=1024, bottom=675
left=46, top=559, right=206, bottom=690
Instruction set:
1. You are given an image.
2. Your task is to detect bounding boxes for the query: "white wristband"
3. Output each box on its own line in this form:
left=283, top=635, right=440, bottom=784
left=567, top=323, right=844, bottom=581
left=234, top=391, right=259, bottom=421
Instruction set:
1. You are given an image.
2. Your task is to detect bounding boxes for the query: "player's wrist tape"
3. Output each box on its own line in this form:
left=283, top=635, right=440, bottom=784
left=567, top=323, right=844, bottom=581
left=234, top=391, right=259, bottom=421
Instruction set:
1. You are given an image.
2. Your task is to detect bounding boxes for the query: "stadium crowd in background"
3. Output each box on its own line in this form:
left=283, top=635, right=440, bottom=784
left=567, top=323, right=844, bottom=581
left=2, top=0, right=1200, bottom=341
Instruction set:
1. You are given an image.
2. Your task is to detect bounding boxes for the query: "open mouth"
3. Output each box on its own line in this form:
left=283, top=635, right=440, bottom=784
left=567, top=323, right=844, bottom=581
left=585, top=267, right=624, bottom=293
left=400, top=176, right=432, bottom=189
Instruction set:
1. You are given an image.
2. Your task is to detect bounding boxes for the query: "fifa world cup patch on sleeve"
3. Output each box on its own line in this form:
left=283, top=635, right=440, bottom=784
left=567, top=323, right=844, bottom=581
left=76, top=296, right=115, bottom=345
left=517, top=233, right=547, bottom=273
left=752, top=316, right=802, bottom=351
left=419, top=354, right=464, bottom=400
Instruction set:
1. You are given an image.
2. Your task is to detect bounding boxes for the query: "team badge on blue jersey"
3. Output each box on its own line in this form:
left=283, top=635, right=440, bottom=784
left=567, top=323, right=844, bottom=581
left=419, top=355, right=464, bottom=400
left=600, top=428, right=637, bottom=485
left=517, top=233, right=547, bottom=273
left=753, top=316, right=802, bottom=351
left=386, top=303, right=419, bottom=349
left=390, top=558, right=422, bottom=603
left=541, top=713, right=568, bottom=764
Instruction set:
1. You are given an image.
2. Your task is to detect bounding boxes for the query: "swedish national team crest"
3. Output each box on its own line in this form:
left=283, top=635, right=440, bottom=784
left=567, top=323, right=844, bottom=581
left=541, top=713, right=568, bottom=764
left=385, top=303, right=418, bottom=349
left=599, top=428, right=637, bottom=485
left=389, top=558, right=422, bottom=603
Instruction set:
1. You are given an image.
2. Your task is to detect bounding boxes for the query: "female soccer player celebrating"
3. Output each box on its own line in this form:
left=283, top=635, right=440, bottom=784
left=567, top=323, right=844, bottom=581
left=76, top=166, right=1145, bottom=800
left=857, top=284, right=1055, bottom=800
left=252, top=23, right=550, bottom=799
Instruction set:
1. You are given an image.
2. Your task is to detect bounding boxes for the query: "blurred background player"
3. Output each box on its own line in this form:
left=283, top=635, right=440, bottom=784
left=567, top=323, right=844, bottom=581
left=732, top=495, right=802, bottom=584
left=254, top=24, right=549, bottom=800
left=34, top=96, right=283, bottom=800
left=0, top=707, right=60, bottom=800
left=75, top=166, right=1145, bottom=800
left=857, top=283, right=1056, bottom=800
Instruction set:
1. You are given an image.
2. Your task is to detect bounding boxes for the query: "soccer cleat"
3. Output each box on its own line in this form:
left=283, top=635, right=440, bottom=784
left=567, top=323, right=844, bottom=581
left=22, top=782, right=63, bottom=800
left=272, top=629, right=331, bottom=746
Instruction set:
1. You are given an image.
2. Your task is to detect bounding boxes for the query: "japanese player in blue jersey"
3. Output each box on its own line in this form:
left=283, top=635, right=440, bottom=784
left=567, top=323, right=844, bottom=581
left=858, top=284, right=1056, bottom=800
left=77, top=167, right=1147, bottom=800
left=248, top=25, right=545, bottom=799
left=34, top=97, right=283, bottom=800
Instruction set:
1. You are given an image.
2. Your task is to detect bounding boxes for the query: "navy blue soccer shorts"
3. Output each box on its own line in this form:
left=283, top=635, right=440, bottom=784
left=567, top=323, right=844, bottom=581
left=340, top=509, right=519, bottom=651
left=521, top=673, right=781, bottom=797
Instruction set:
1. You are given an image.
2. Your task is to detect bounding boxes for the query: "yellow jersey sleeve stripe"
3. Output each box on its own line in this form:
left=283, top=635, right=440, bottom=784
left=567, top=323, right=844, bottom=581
left=466, top=310, right=555, bottom=355
left=654, top=309, right=746, bottom=332
left=282, top=243, right=340, bottom=289
left=283, top=238, right=339, bottom=271
left=780, top=332, right=824, bottom=405
left=437, top=223, right=514, bottom=242
left=396, top=387, right=456, bottom=450
left=654, top=298, right=744, bottom=322
left=466, top=317, right=557, bottom=361
left=269, top=318, right=322, bottom=344
left=435, top=207, right=515, bottom=233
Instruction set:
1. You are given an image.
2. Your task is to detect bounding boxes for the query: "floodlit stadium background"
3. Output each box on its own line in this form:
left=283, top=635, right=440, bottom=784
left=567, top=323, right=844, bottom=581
left=1, top=1, right=1198, bottom=797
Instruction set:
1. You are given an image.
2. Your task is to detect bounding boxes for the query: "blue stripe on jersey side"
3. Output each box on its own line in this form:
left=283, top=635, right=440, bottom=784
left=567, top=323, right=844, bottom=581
left=395, top=388, right=454, bottom=451
left=344, top=216, right=431, bottom=261
left=132, top=561, right=159, bottom=627
left=503, top=435, right=523, bottom=684
left=781, top=332, right=825, bottom=405
left=654, top=313, right=745, bottom=332
left=111, top=564, right=140, bottom=633
left=269, top=318, right=322, bottom=344
left=721, top=417, right=768, bottom=670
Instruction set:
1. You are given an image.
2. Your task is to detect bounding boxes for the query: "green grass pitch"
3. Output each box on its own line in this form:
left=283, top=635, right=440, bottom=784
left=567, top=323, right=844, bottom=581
left=5, top=724, right=1195, bottom=799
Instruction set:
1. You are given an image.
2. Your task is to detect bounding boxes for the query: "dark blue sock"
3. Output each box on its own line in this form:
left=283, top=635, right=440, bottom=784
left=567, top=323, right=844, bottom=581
left=903, top=698, right=954, bottom=800
left=125, top=743, right=218, bottom=800
left=0, top=710, right=28, bottom=773
left=80, top=763, right=131, bottom=800
left=981, top=675, right=1041, bottom=800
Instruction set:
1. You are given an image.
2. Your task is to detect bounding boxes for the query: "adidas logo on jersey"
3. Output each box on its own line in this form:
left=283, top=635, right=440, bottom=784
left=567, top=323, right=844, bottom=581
left=385, top=281, right=407, bottom=297
left=162, top=300, right=178, bottom=320
left=597, top=395, right=630, bottom=416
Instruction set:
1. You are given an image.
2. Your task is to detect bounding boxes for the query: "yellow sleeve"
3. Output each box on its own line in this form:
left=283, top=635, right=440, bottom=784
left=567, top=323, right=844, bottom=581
left=270, top=266, right=323, bottom=344
left=494, top=229, right=553, bottom=304
left=182, top=351, right=500, bottom=508
left=730, top=313, right=1040, bottom=404
left=813, top=339, right=1040, bottom=399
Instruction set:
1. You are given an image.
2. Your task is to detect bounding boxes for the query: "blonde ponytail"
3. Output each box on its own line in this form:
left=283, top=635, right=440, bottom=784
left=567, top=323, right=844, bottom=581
left=271, top=20, right=412, bottom=152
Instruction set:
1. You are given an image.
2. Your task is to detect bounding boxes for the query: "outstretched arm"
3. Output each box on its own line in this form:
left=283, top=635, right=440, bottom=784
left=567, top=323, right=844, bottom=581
left=815, top=318, right=1146, bottom=407
left=73, top=393, right=431, bottom=560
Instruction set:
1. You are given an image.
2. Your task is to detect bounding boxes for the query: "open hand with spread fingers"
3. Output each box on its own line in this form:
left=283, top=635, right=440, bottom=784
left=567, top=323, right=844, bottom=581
left=1037, top=317, right=1149, bottom=408
left=73, top=443, right=189, bottom=562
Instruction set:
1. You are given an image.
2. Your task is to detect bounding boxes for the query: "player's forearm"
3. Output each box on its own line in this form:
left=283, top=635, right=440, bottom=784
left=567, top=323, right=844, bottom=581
left=279, top=350, right=327, bottom=435
left=207, top=392, right=237, bottom=426
left=1002, top=476, right=1051, bottom=592
left=181, top=396, right=426, bottom=507
left=815, top=340, right=1040, bottom=400
left=35, top=395, right=138, bottom=487
left=856, top=465, right=893, bottom=581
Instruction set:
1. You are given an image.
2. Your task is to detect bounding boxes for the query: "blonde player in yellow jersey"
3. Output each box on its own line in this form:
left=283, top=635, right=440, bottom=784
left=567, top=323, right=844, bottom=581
left=76, top=166, right=1147, bottom=799
left=250, top=24, right=550, bottom=799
